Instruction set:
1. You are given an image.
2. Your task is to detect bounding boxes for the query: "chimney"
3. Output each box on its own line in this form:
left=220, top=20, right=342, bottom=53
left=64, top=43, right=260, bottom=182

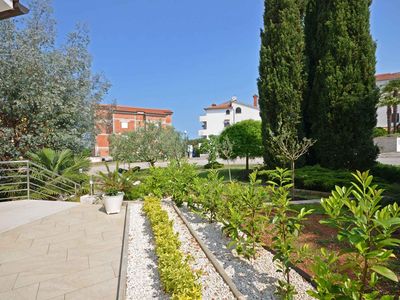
left=253, top=94, right=259, bottom=108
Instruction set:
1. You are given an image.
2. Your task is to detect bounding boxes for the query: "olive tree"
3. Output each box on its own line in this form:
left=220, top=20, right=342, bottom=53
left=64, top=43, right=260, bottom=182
left=110, top=124, right=185, bottom=166
left=0, top=0, right=109, bottom=160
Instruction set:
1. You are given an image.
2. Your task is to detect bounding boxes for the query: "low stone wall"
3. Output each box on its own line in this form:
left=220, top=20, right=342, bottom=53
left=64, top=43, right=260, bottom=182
left=374, top=136, right=400, bottom=153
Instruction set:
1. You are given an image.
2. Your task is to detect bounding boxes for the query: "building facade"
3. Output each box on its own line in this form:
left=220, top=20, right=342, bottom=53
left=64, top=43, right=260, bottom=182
left=199, top=95, right=261, bottom=138
left=376, top=72, right=400, bottom=129
left=95, top=104, right=173, bottom=157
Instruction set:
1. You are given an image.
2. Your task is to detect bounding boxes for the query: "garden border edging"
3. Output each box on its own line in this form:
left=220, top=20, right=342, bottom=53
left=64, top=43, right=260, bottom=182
left=172, top=202, right=246, bottom=300
left=117, top=202, right=131, bottom=300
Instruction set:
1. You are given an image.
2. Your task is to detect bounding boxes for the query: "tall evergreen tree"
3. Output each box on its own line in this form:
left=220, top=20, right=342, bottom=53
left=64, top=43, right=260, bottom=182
left=304, top=0, right=378, bottom=169
left=258, top=0, right=306, bottom=167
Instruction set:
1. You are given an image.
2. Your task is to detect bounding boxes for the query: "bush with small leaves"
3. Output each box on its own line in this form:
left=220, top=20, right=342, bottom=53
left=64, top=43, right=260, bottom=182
left=143, top=196, right=202, bottom=299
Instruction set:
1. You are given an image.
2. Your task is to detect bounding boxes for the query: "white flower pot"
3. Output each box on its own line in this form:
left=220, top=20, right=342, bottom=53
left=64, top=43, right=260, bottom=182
left=80, top=195, right=96, bottom=205
left=103, top=192, right=124, bottom=215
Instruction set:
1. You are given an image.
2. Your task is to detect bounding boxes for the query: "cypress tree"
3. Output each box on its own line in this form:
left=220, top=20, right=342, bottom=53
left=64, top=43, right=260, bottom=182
left=305, top=0, right=378, bottom=170
left=258, top=0, right=306, bottom=167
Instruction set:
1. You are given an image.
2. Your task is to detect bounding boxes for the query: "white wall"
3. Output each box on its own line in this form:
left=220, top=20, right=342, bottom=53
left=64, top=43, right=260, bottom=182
left=0, top=0, right=13, bottom=12
left=198, top=103, right=261, bottom=138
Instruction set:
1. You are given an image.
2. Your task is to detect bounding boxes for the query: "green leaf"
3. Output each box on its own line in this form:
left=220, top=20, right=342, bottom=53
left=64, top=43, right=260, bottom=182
left=370, top=265, right=398, bottom=282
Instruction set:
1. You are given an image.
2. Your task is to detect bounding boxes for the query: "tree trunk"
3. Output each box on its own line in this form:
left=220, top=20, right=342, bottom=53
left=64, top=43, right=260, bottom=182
left=291, top=160, right=295, bottom=201
left=392, top=104, right=398, bottom=133
left=227, top=160, right=232, bottom=182
left=387, top=105, right=392, bottom=134
left=246, top=155, right=249, bottom=171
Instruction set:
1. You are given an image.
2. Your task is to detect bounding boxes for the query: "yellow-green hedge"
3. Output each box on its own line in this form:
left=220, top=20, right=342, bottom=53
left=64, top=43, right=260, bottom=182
left=143, top=196, right=202, bottom=299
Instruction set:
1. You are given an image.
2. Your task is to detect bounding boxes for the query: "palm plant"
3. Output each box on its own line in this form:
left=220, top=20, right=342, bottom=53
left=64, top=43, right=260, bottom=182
left=28, top=148, right=90, bottom=183
left=379, top=79, right=400, bottom=134
left=96, top=162, right=137, bottom=197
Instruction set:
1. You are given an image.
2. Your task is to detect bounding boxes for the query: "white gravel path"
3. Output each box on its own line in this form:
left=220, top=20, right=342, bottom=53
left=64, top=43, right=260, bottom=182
left=126, top=202, right=168, bottom=300
left=179, top=204, right=315, bottom=300
left=162, top=201, right=236, bottom=300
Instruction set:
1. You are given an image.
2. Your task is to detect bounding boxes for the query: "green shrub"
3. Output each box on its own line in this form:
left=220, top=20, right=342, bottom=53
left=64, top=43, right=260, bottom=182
left=190, top=170, right=224, bottom=223
left=222, top=172, right=269, bottom=259
left=141, top=166, right=170, bottom=198
left=370, top=163, right=400, bottom=184
left=373, top=127, right=388, bottom=138
left=204, top=161, right=224, bottom=169
left=295, top=165, right=353, bottom=192
left=141, top=161, right=197, bottom=205
left=309, top=171, right=400, bottom=299
left=143, top=196, right=202, bottom=299
left=168, top=161, right=197, bottom=206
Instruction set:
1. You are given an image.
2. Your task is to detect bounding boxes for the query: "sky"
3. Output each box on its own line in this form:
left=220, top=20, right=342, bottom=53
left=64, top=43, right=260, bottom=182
left=51, top=0, right=400, bottom=138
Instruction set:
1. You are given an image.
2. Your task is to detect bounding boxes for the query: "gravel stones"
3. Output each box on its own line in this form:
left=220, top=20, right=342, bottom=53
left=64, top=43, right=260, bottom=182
left=126, top=202, right=167, bottom=300
left=178, top=204, right=315, bottom=300
left=162, top=201, right=236, bottom=300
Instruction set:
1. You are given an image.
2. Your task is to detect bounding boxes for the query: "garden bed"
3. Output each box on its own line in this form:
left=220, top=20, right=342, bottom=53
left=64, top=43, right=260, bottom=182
left=126, top=200, right=236, bottom=299
left=177, top=203, right=314, bottom=300
left=126, top=202, right=167, bottom=299
left=277, top=203, right=400, bottom=297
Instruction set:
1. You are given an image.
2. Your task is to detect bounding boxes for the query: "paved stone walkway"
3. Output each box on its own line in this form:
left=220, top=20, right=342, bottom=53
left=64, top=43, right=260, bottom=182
left=0, top=200, right=79, bottom=234
left=0, top=204, right=125, bottom=300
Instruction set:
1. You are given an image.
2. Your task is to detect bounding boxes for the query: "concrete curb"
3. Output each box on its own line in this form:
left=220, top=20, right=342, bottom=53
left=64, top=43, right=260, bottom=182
left=172, top=203, right=246, bottom=300
left=117, top=203, right=131, bottom=300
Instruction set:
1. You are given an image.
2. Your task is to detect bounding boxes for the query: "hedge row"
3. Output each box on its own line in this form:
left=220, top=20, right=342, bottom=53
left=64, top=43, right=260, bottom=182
left=142, top=196, right=202, bottom=299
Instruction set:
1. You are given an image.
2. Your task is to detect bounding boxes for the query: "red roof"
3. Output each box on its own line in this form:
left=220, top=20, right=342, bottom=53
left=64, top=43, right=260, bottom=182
left=205, top=101, right=232, bottom=110
left=99, top=104, right=173, bottom=116
left=375, top=72, right=400, bottom=82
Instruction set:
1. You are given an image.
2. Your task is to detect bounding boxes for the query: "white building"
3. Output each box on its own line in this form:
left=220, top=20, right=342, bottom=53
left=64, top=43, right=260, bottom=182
left=199, top=95, right=261, bottom=138
left=376, top=72, right=400, bottom=128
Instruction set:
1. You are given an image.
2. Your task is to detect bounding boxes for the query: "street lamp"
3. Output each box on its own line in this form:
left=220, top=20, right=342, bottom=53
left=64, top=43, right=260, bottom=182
left=0, top=0, right=28, bottom=20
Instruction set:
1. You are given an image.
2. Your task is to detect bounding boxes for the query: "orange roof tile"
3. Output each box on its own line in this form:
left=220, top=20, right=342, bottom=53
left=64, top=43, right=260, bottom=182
left=99, top=104, right=173, bottom=115
left=375, top=72, right=400, bottom=81
left=205, top=101, right=232, bottom=110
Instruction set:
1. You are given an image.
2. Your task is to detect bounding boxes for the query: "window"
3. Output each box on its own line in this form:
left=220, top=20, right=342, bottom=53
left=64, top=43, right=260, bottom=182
left=121, top=121, right=128, bottom=129
left=202, top=121, right=207, bottom=129
left=235, top=107, right=242, bottom=114
left=224, top=120, right=230, bottom=127
left=226, top=109, right=230, bottom=115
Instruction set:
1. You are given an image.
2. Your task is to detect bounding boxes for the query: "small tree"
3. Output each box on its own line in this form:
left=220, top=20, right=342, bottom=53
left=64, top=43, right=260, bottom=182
left=271, top=124, right=316, bottom=200
left=219, top=136, right=234, bottom=181
left=268, top=168, right=313, bottom=299
left=219, top=120, right=263, bottom=171
left=162, top=127, right=186, bottom=165
left=200, top=135, right=220, bottom=166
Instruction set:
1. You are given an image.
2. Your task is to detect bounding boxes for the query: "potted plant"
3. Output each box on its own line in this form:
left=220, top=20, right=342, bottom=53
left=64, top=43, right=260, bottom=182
left=97, top=162, right=136, bottom=214
left=102, top=187, right=124, bottom=214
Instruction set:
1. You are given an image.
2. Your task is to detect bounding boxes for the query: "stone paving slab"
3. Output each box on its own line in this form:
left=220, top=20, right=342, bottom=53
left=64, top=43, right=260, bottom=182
left=0, top=200, right=79, bottom=233
left=0, top=203, right=125, bottom=300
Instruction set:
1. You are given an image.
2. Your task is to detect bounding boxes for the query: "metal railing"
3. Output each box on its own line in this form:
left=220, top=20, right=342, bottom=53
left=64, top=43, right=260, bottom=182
left=0, top=160, right=81, bottom=201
